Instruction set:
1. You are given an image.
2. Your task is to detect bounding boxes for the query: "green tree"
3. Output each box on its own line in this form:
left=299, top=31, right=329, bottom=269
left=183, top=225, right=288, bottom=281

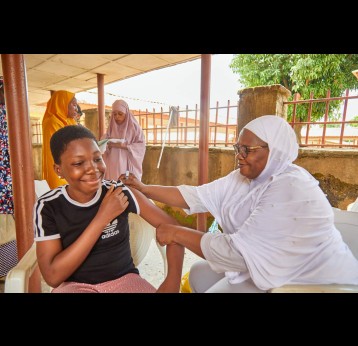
left=230, top=54, right=358, bottom=123
left=350, top=115, right=358, bottom=128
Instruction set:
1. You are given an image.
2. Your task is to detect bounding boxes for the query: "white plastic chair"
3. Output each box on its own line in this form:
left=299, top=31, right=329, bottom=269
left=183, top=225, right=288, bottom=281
left=347, top=197, right=358, bottom=212
left=4, top=242, right=37, bottom=293
left=5, top=180, right=167, bottom=293
left=128, top=212, right=167, bottom=274
left=270, top=208, right=358, bottom=293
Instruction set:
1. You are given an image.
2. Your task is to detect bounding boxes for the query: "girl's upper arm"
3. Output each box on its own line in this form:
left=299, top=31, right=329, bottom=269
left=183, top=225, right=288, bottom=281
left=129, top=187, right=178, bottom=228
left=36, top=239, right=63, bottom=271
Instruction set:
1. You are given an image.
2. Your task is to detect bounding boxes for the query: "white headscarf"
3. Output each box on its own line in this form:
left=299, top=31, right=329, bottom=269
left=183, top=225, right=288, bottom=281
left=233, top=115, right=299, bottom=210
left=244, top=115, right=299, bottom=183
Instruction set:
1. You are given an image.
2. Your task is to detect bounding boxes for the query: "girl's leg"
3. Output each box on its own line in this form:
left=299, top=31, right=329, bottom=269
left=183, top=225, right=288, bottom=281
left=51, top=281, right=99, bottom=293
left=52, top=274, right=156, bottom=293
left=97, top=273, right=156, bottom=293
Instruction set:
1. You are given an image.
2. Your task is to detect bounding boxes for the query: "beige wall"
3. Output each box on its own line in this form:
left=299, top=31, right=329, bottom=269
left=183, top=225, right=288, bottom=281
left=142, top=146, right=358, bottom=211
left=32, top=144, right=358, bottom=211
left=295, top=149, right=358, bottom=209
left=33, top=144, right=42, bottom=180
left=142, top=146, right=236, bottom=186
left=296, top=149, right=358, bottom=185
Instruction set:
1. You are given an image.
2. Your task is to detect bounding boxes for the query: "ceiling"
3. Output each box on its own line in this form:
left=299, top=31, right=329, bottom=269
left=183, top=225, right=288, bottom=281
left=0, top=54, right=201, bottom=115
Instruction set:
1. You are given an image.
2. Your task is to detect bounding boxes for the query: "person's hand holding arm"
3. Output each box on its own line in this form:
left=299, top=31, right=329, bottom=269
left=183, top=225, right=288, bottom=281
left=156, top=224, right=205, bottom=258
left=119, top=173, right=188, bottom=209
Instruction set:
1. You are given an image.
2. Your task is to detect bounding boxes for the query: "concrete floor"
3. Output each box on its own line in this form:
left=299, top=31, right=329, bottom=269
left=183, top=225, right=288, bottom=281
left=137, top=241, right=200, bottom=289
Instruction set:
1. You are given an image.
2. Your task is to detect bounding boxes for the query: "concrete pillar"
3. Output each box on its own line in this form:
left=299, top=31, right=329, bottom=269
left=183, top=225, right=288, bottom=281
left=197, top=54, right=211, bottom=232
left=1, top=54, right=41, bottom=292
left=84, top=108, right=111, bottom=139
left=237, top=84, right=291, bottom=134
left=97, top=73, right=105, bottom=140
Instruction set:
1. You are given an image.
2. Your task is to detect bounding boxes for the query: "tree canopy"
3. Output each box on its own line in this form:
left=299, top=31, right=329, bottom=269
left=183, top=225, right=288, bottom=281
left=230, top=54, right=358, bottom=121
left=351, top=115, right=358, bottom=128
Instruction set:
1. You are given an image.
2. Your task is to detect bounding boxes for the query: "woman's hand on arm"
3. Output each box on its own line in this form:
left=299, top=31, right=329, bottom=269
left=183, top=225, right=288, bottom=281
left=119, top=173, right=146, bottom=193
left=156, top=224, right=205, bottom=259
left=119, top=173, right=189, bottom=209
left=36, top=185, right=129, bottom=288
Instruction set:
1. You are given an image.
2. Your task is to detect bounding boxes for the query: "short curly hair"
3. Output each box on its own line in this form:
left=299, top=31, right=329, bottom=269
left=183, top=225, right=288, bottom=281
left=50, top=125, right=97, bottom=164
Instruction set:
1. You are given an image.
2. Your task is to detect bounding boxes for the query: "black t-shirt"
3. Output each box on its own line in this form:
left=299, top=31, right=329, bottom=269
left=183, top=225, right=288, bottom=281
left=34, top=180, right=139, bottom=284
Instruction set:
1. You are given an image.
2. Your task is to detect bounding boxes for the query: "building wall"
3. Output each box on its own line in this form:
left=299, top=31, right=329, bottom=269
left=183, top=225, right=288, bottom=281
left=295, top=149, right=358, bottom=209
left=32, top=144, right=358, bottom=210
left=142, top=146, right=358, bottom=211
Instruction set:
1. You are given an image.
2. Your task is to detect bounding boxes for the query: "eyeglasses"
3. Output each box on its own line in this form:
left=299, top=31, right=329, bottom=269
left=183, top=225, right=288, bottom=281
left=233, top=143, right=268, bottom=158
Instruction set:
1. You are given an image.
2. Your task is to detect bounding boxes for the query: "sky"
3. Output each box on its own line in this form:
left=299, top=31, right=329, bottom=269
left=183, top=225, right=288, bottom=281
left=76, top=54, right=358, bottom=120
left=76, top=54, right=242, bottom=111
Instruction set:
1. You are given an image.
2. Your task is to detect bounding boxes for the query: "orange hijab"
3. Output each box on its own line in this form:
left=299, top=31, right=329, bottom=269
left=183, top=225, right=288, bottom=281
left=42, top=91, right=77, bottom=189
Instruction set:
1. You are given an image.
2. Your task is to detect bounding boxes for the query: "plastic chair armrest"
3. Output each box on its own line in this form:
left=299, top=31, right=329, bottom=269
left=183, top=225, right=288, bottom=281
left=5, top=243, right=38, bottom=293
left=269, top=284, right=358, bottom=293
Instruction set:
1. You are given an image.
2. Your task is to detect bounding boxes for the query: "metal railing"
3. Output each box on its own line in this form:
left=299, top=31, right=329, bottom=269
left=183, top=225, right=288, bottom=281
left=31, top=122, right=42, bottom=144
left=134, top=100, right=238, bottom=147
left=31, top=101, right=239, bottom=147
left=31, top=93, right=358, bottom=149
left=286, top=89, right=358, bottom=148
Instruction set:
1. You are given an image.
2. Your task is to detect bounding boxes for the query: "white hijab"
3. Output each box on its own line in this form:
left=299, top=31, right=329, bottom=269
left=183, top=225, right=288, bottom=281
left=232, top=115, right=300, bottom=210
left=244, top=115, right=299, bottom=183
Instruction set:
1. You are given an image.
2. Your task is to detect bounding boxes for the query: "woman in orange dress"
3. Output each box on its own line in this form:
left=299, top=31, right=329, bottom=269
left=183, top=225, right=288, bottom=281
left=42, top=90, right=78, bottom=188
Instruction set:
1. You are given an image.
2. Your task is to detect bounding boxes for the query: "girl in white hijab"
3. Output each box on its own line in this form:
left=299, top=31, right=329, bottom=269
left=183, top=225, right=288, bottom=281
left=102, top=100, right=146, bottom=181
left=120, top=115, right=358, bottom=292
